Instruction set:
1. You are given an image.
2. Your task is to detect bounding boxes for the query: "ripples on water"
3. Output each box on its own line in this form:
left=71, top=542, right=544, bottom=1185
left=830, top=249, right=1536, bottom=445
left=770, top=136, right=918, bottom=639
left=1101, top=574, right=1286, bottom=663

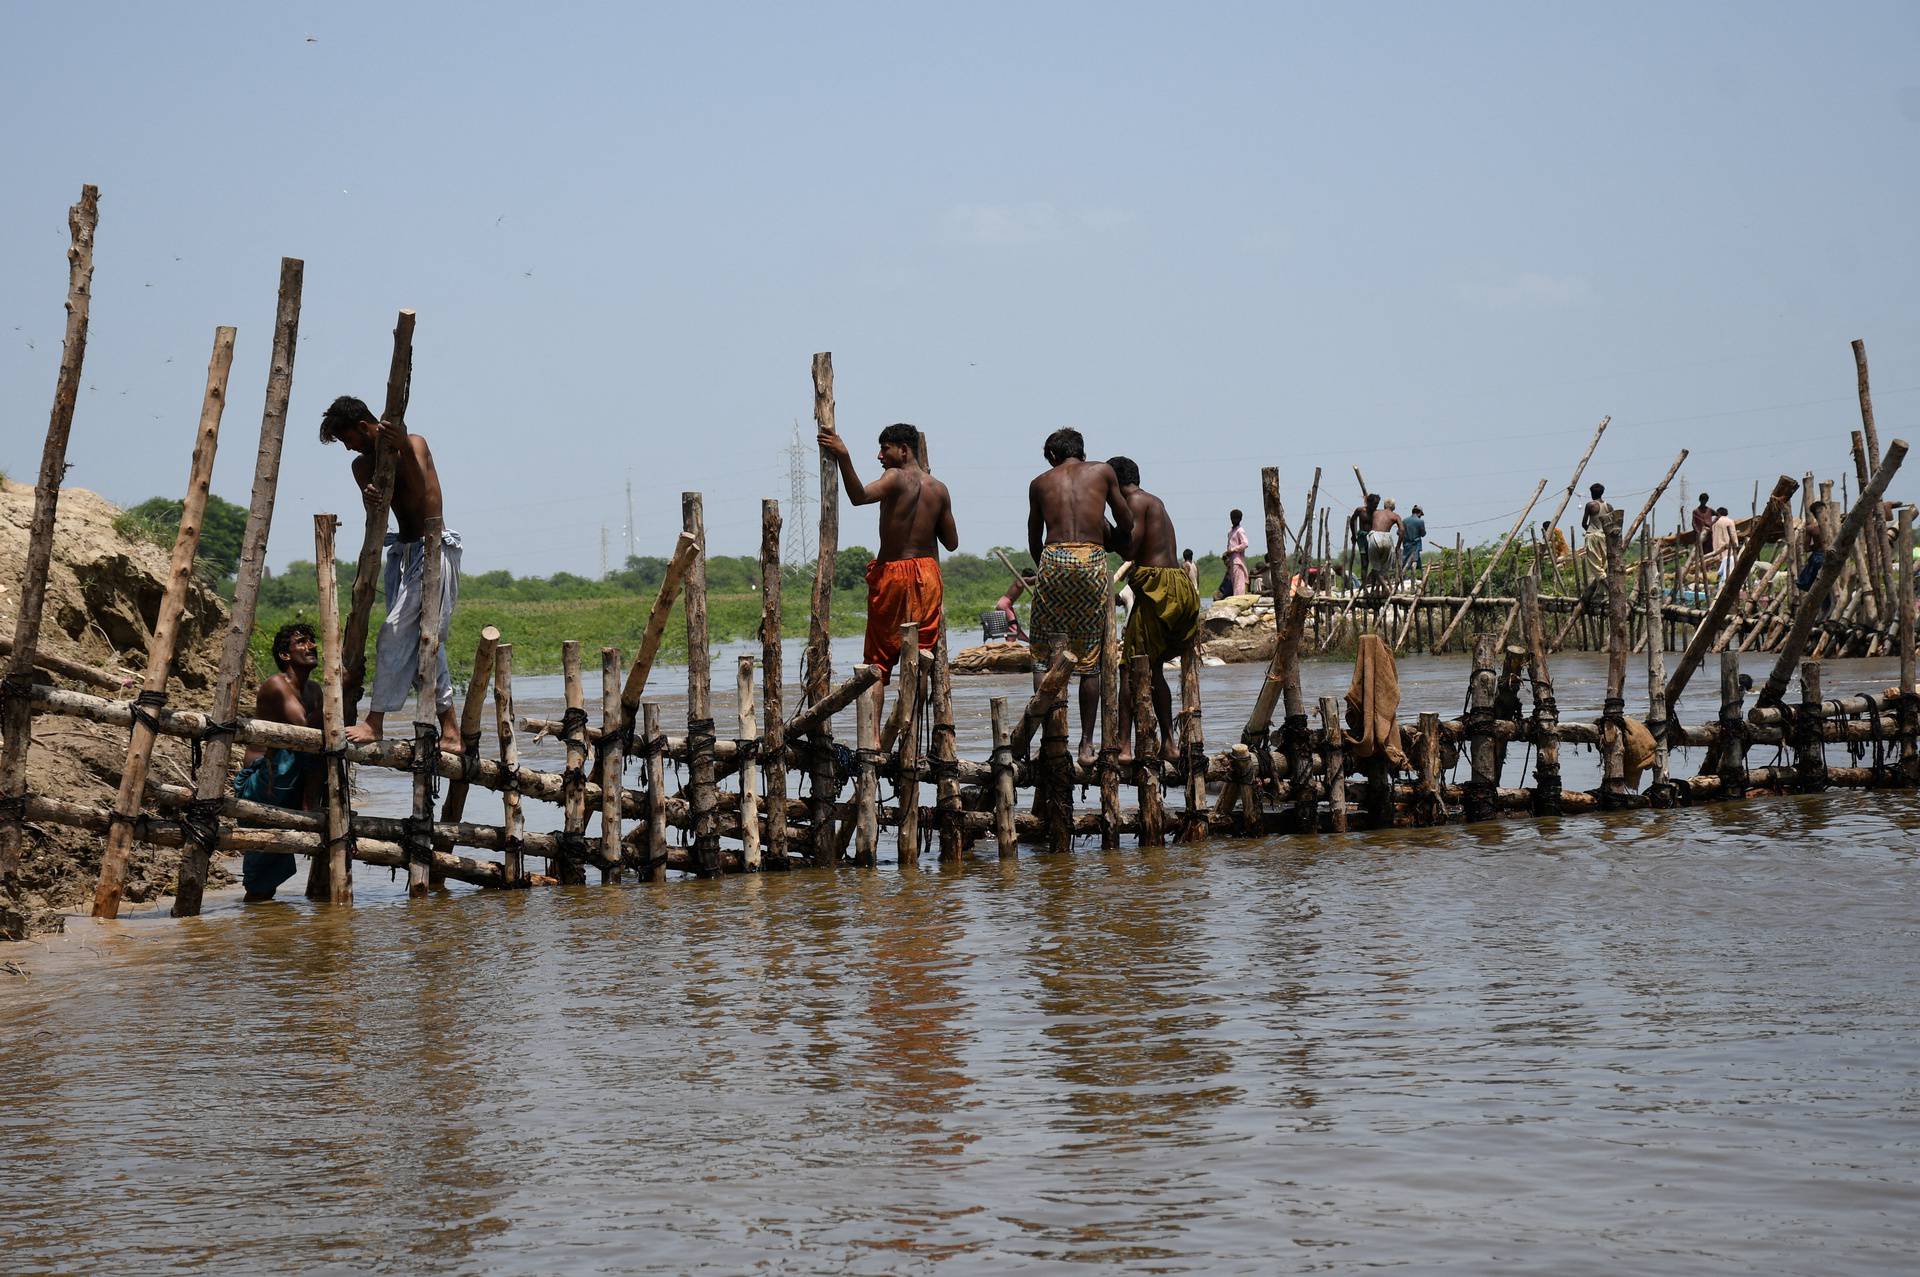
left=4, top=647, right=1919, bottom=1272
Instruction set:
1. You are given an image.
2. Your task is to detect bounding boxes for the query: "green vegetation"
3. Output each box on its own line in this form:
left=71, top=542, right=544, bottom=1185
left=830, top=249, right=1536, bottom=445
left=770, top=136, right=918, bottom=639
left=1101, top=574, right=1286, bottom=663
left=115, top=493, right=251, bottom=590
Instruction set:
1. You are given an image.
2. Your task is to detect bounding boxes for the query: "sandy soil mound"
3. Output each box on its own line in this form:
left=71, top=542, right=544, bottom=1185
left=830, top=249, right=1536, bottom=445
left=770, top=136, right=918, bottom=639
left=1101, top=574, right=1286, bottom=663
left=1, top=475, right=231, bottom=938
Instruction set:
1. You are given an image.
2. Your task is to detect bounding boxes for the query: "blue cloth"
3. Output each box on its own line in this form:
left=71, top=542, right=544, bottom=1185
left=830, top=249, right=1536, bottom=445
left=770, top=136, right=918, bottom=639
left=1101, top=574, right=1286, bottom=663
left=1796, top=550, right=1825, bottom=592
left=234, top=749, right=319, bottom=899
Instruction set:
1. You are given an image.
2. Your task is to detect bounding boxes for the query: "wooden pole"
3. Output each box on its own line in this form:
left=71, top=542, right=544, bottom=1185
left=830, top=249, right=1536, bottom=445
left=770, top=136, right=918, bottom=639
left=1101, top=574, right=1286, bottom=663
left=494, top=644, right=523, bottom=886
left=1320, top=695, right=1347, bottom=833
left=1794, top=661, right=1826, bottom=790
left=1, top=184, right=99, bottom=884
left=1758, top=444, right=1906, bottom=706
left=1854, top=339, right=1883, bottom=472
left=990, top=697, right=1017, bottom=857
left=1132, top=654, right=1166, bottom=846
left=1098, top=592, right=1121, bottom=847
left=1040, top=674, right=1075, bottom=855
left=1717, top=650, right=1747, bottom=799
left=601, top=648, right=626, bottom=881
left=1851, top=431, right=1889, bottom=620
left=852, top=680, right=880, bottom=868
left=342, top=309, right=415, bottom=717
left=1180, top=639, right=1206, bottom=842
left=1600, top=513, right=1631, bottom=806
left=1539, top=415, right=1611, bottom=588
left=1622, top=448, right=1690, bottom=546
left=737, top=655, right=761, bottom=871
left=893, top=626, right=919, bottom=867
left=1010, top=651, right=1079, bottom=756
left=641, top=702, right=667, bottom=882
left=314, top=515, right=353, bottom=901
left=1899, top=506, right=1916, bottom=779
left=930, top=632, right=963, bottom=861
left=1414, top=711, right=1449, bottom=824
left=616, top=532, right=701, bottom=734
left=1519, top=567, right=1562, bottom=815
left=176, top=257, right=303, bottom=915
left=557, top=641, right=588, bottom=885
left=759, top=499, right=786, bottom=868
left=1464, top=633, right=1499, bottom=821
left=1217, top=593, right=1308, bottom=816
left=683, top=491, right=720, bottom=877
left=1642, top=557, right=1673, bottom=802
left=434, top=624, right=500, bottom=840
left=1292, top=467, right=1322, bottom=563
left=1262, top=466, right=1293, bottom=622
left=1432, top=478, right=1549, bottom=653
left=404, top=515, right=445, bottom=897
left=805, top=353, right=838, bottom=706
left=1664, top=476, right=1799, bottom=709
left=92, top=326, right=234, bottom=919
left=1392, top=566, right=1436, bottom=654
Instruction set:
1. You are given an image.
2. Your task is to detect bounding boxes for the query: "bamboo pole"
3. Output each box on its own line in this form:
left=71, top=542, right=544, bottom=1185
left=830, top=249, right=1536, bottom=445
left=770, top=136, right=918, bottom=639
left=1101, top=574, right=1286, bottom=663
left=641, top=702, right=667, bottom=882
left=1664, top=476, right=1799, bottom=709
left=1310, top=696, right=1342, bottom=834
left=1132, top=654, right=1166, bottom=846
left=760, top=499, right=786, bottom=868
left=315, top=514, right=353, bottom=900
left=1622, top=449, right=1690, bottom=547
left=92, top=326, right=234, bottom=919
left=600, top=648, right=626, bottom=881
left=852, top=681, right=880, bottom=867
left=1, top=184, right=99, bottom=885
left=893, top=627, right=919, bottom=867
left=1098, top=593, right=1121, bottom=847
left=1758, top=444, right=1906, bottom=707
left=404, top=515, right=445, bottom=897
left=990, top=697, right=1017, bottom=857
left=1539, top=415, right=1611, bottom=589
left=1519, top=568, right=1562, bottom=815
left=494, top=644, right=523, bottom=886
left=176, top=257, right=303, bottom=916
left=930, top=631, right=964, bottom=860
left=805, top=353, right=837, bottom=706
left=1432, top=479, right=1550, bottom=653
left=737, top=655, right=762, bottom=871
left=683, top=492, right=720, bottom=877
left=616, top=532, right=701, bottom=735
left=342, top=310, right=415, bottom=717
left=1180, top=639, right=1206, bottom=842
left=557, top=641, right=588, bottom=885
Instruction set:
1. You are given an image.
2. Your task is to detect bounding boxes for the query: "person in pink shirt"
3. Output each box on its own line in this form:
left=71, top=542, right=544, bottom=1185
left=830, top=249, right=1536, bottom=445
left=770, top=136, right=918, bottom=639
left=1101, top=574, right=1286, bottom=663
left=1222, top=509, right=1250, bottom=596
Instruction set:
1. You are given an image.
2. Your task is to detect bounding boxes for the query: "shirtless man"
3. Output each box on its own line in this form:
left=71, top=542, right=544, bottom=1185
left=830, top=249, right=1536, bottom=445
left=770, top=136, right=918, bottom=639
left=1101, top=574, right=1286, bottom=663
left=233, top=623, right=325, bottom=900
left=819, top=422, right=959, bottom=684
left=1364, top=494, right=1402, bottom=593
left=1109, top=457, right=1200, bottom=763
left=1026, top=428, right=1132, bottom=764
left=319, top=395, right=462, bottom=747
left=1581, top=482, right=1614, bottom=567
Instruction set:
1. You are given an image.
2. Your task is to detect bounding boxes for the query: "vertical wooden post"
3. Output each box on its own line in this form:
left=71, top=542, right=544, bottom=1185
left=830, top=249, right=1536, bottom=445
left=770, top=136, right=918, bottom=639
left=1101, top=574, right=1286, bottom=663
left=1320, top=696, right=1347, bottom=833
left=990, top=697, right=1018, bottom=858
left=893, top=626, right=920, bottom=868
left=805, top=353, right=838, bottom=708
left=1097, top=592, right=1121, bottom=847
left=1642, top=557, right=1673, bottom=803
left=1600, top=513, right=1632, bottom=807
left=1897, top=506, right=1915, bottom=781
left=315, top=514, right=354, bottom=900
left=1666, top=476, right=1800, bottom=708
left=494, top=644, right=523, bottom=887
left=1519, top=568, right=1562, bottom=815
left=1794, top=661, right=1826, bottom=790
left=1228, top=745, right=1259, bottom=834
left=93, top=326, right=234, bottom=919
left=1179, top=640, right=1206, bottom=842
left=557, top=641, right=588, bottom=885
left=1132, top=654, right=1166, bottom=845
left=760, top=499, right=786, bottom=868
left=930, top=632, right=964, bottom=861
left=177, top=257, right=303, bottom=915
left=342, top=310, right=415, bottom=718
left=432, top=624, right=500, bottom=863
left=682, top=492, right=720, bottom=877
left=600, top=648, right=625, bottom=881
left=641, top=702, right=668, bottom=883
left=1717, top=650, right=1748, bottom=798
left=2, top=185, right=99, bottom=884
left=405, top=515, right=444, bottom=898
left=1464, top=633, right=1499, bottom=821
left=738, top=655, right=762, bottom=871
left=1040, top=676, right=1075, bottom=854
left=1415, top=711, right=1448, bottom=824
left=853, top=681, right=880, bottom=868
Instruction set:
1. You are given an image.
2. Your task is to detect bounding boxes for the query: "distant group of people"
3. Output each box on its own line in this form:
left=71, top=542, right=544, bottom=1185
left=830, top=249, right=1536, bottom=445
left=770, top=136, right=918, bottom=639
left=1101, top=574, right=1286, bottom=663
left=1343, top=495, right=1427, bottom=592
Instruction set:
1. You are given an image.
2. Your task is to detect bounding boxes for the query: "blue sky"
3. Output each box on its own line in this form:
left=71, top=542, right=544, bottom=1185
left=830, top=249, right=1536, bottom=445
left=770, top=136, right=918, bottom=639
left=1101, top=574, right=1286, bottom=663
left=3, top=2, right=1917, bottom=574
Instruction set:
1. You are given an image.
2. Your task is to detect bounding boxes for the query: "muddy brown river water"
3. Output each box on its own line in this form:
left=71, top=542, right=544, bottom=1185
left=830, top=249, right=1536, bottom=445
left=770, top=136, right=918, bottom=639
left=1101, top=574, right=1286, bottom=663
left=3, top=637, right=1917, bottom=1273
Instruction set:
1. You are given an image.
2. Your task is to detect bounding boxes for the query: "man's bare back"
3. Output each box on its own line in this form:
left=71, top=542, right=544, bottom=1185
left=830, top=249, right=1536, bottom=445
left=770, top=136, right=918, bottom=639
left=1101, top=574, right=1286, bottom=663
left=1028, top=435, right=1131, bottom=564
left=348, top=429, right=443, bottom=540
left=1370, top=506, right=1403, bottom=536
left=1118, top=487, right=1178, bottom=567
left=819, top=426, right=958, bottom=560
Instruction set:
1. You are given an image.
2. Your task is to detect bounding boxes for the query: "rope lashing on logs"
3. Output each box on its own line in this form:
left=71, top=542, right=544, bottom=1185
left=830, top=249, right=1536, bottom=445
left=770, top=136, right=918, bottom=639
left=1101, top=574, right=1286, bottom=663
left=322, top=745, right=358, bottom=859
left=0, top=792, right=31, bottom=826
left=0, top=670, right=43, bottom=719
left=1897, top=692, right=1920, bottom=784
left=1785, top=702, right=1826, bottom=787
left=1598, top=696, right=1631, bottom=809
left=554, top=830, right=591, bottom=869
left=1717, top=707, right=1750, bottom=795
left=128, top=689, right=169, bottom=742
left=1183, top=740, right=1208, bottom=786
left=1278, top=714, right=1312, bottom=786
left=459, top=730, right=483, bottom=782
left=411, top=723, right=443, bottom=803
left=558, top=707, right=591, bottom=788
left=187, top=719, right=239, bottom=775
left=178, top=796, right=225, bottom=856
left=1853, top=694, right=1890, bottom=786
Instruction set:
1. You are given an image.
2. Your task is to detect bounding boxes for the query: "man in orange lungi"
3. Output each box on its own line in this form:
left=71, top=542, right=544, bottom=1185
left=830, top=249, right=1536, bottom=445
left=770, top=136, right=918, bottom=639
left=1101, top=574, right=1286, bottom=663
left=819, top=422, right=959, bottom=685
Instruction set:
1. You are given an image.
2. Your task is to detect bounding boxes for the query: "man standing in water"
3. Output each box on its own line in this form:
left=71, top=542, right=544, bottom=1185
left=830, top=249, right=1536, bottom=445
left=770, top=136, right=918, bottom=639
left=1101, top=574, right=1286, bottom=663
left=233, top=623, right=325, bottom=901
left=1109, top=457, right=1200, bottom=763
left=818, top=421, right=959, bottom=685
left=319, top=395, right=462, bottom=748
left=1026, top=428, right=1132, bottom=764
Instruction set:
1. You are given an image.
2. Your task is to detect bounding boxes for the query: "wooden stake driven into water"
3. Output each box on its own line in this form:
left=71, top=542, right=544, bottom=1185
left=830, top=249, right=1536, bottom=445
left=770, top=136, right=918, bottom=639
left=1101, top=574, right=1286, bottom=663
left=894, top=626, right=920, bottom=867
left=683, top=491, right=721, bottom=878
left=760, top=499, right=786, bottom=867
left=1, top=184, right=98, bottom=886
left=1320, top=695, right=1347, bottom=832
left=342, top=309, right=414, bottom=718
left=406, top=515, right=445, bottom=897
left=738, top=655, right=762, bottom=871
left=1180, top=640, right=1206, bottom=842
left=316, top=514, right=354, bottom=900
left=1519, top=567, right=1562, bottom=815
left=494, top=644, right=523, bottom=886
left=852, top=680, right=880, bottom=867
left=1600, top=514, right=1632, bottom=807
left=616, top=532, right=700, bottom=736
left=640, top=702, right=667, bottom=883
left=1641, top=557, right=1673, bottom=802
left=601, top=649, right=626, bottom=880
left=93, top=325, right=234, bottom=919
left=1464, top=633, right=1499, bottom=821
left=990, top=697, right=1017, bottom=857
left=178, top=257, right=303, bottom=916
left=1132, top=654, right=1165, bottom=846
left=435, top=625, right=500, bottom=843
left=1098, top=596, right=1121, bottom=847
left=805, top=353, right=837, bottom=707
left=557, top=641, right=588, bottom=885
left=1899, top=506, right=1916, bottom=781
left=930, top=633, right=965, bottom=860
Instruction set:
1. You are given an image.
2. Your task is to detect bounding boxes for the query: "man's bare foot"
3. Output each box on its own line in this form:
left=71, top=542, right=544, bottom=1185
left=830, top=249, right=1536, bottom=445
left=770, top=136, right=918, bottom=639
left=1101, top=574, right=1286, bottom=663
left=344, top=722, right=379, bottom=745
left=1077, top=739, right=1097, bottom=767
left=1117, top=746, right=1135, bottom=765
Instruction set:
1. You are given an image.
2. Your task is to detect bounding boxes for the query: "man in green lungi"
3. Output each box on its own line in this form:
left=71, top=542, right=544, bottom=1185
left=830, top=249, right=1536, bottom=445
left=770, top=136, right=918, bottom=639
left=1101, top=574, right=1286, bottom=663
left=1109, top=456, right=1201, bottom=763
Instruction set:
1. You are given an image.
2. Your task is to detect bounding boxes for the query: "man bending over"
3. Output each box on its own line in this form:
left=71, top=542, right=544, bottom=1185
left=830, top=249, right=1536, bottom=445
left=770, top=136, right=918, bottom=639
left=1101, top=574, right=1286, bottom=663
left=1026, top=428, right=1132, bottom=764
left=233, top=623, right=325, bottom=901
left=1110, top=456, right=1200, bottom=763
left=319, top=395, right=462, bottom=748
left=819, top=421, right=959, bottom=684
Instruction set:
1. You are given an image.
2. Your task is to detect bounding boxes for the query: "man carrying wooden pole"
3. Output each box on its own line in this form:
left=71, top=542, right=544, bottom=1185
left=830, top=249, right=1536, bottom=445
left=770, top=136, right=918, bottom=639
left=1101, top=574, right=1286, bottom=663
left=1, top=184, right=98, bottom=894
